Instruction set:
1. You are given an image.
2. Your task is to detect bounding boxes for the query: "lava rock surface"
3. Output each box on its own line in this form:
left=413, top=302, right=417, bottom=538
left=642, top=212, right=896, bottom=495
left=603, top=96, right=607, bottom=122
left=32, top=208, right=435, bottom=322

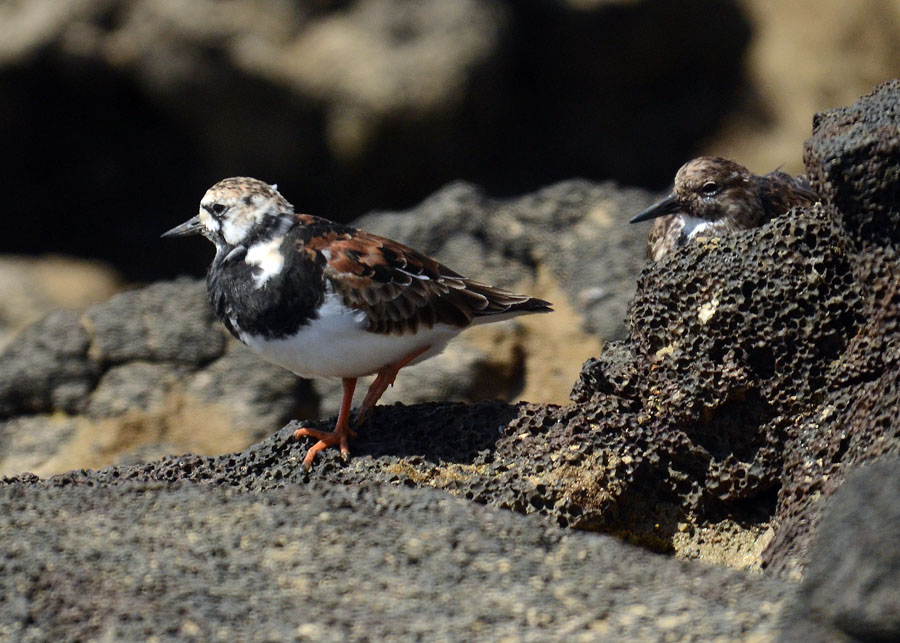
left=2, top=81, right=900, bottom=640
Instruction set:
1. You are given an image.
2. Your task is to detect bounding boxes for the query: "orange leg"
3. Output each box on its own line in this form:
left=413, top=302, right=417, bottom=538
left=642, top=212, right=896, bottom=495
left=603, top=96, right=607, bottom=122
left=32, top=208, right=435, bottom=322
left=293, top=377, right=357, bottom=469
left=356, top=346, right=431, bottom=426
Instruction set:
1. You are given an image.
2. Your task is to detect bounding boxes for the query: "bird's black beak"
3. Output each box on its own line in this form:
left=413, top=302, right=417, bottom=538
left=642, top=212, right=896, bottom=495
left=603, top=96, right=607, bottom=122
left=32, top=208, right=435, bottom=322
left=629, top=193, right=682, bottom=223
left=161, top=215, right=203, bottom=238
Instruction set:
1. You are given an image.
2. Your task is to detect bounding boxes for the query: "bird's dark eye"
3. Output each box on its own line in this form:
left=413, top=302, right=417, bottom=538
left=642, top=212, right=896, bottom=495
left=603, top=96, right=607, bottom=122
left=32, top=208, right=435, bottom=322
left=211, top=203, right=227, bottom=215
left=701, top=181, right=719, bottom=196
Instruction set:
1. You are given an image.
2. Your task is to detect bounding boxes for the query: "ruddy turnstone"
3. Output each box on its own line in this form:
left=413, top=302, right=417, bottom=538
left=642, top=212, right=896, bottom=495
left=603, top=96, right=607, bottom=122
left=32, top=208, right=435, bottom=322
left=162, top=177, right=552, bottom=468
left=629, top=156, right=819, bottom=261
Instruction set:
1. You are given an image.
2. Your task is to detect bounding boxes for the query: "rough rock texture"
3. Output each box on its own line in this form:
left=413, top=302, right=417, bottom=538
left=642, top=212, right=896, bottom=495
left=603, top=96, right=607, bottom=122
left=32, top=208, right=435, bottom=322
left=780, top=458, right=900, bottom=643
left=803, top=80, right=900, bottom=248
left=0, top=0, right=749, bottom=280
left=0, top=79, right=898, bottom=643
left=5, top=83, right=900, bottom=586
left=0, top=280, right=310, bottom=477
left=0, top=480, right=790, bottom=642
left=764, top=79, right=900, bottom=577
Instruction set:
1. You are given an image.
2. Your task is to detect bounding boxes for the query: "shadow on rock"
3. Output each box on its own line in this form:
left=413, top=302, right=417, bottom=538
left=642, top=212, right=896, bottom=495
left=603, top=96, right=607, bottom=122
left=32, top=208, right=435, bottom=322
left=340, top=401, right=520, bottom=463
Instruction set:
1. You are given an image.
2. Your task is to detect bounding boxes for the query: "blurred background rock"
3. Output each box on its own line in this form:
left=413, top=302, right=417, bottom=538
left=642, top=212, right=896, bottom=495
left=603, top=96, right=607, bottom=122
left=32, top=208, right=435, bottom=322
left=3, top=0, right=897, bottom=284
left=1, top=0, right=898, bottom=473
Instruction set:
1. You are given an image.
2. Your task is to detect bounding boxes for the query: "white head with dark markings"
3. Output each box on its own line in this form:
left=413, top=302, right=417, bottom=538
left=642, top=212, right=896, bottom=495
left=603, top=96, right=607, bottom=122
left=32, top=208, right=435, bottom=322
left=162, top=177, right=295, bottom=253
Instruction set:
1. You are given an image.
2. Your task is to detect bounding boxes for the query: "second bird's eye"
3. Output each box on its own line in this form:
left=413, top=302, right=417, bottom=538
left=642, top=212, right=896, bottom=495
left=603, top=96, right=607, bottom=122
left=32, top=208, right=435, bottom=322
left=701, top=181, right=719, bottom=196
left=212, top=203, right=228, bottom=215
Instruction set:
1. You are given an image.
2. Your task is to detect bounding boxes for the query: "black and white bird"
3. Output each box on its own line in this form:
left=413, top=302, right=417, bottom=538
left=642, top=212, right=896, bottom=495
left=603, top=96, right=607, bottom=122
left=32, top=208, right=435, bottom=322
left=162, top=177, right=552, bottom=468
left=629, top=156, right=820, bottom=261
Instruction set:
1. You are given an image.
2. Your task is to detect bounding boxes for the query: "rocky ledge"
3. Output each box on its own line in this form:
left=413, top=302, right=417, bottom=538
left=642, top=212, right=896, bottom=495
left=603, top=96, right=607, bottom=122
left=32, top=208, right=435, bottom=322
left=2, top=81, right=900, bottom=640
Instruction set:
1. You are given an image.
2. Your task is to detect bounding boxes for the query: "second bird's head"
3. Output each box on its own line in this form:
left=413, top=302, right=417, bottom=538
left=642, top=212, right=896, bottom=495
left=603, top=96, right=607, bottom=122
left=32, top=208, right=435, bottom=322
left=630, top=157, right=760, bottom=225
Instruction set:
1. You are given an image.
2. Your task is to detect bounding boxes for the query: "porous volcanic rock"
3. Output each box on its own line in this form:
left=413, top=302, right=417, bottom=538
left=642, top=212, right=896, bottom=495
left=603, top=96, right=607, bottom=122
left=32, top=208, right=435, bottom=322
left=2, top=81, right=898, bottom=640
left=6, top=83, right=900, bottom=581
left=761, top=78, right=900, bottom=577
left=302, top=82, right=898, bottom=579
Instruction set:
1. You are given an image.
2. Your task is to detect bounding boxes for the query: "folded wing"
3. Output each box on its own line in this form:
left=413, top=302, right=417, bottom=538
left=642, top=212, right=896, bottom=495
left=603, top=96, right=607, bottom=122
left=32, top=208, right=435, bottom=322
left=305, top=228, right=551, bottom=335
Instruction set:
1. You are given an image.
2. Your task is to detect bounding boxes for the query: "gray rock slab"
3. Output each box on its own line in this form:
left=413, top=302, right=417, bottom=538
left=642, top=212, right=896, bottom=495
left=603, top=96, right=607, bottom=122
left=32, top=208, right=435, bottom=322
left=0, top=279, right=312, bottom=476
left=84, top=279, right=225, bottom=366
left=780, top=458, right=900, bottom=642
left=0, top=309, right=99, bottom=417
left=0, top=479, right=791, bottom=642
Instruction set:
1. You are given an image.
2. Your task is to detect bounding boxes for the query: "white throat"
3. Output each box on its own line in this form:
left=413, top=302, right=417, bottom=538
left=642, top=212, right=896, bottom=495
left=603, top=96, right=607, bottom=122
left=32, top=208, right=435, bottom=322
left=245, top=236, right=286, bottom=288
left=681, top=215, right=715, bottom=239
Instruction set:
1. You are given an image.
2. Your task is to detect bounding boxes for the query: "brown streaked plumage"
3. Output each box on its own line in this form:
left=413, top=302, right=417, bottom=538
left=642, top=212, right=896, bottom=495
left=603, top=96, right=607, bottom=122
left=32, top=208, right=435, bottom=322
left=162, top=177, right=552, bottom=468
left=630, top=157, right=820, bottom=261
left=302, top=224, right=540, bottom=336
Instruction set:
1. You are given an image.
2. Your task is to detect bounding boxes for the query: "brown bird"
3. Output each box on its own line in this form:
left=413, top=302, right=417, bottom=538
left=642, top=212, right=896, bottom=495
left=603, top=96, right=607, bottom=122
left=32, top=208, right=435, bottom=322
left=629, top=157, right=819, bottom=261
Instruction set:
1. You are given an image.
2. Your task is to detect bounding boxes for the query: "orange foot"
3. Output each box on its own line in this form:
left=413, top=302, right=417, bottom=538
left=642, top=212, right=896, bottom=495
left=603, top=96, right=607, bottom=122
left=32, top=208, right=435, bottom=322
left=292, top=346, right=431, bottom=469
left=294, top=346, right=431, bottom=471
left=293, top=425, right=359, bottom=469
left=293, top=378, right=357, bottom=469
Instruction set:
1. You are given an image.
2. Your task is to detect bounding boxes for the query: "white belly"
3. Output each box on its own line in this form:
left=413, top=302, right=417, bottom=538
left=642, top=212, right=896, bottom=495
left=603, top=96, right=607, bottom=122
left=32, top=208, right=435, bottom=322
left=239, top=292, right=462, bottom=378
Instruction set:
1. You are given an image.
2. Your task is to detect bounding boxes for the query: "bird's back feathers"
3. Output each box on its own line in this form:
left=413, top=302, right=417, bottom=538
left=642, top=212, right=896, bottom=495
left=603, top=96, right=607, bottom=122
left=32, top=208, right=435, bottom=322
left=298, top=215, right=552, bottom=335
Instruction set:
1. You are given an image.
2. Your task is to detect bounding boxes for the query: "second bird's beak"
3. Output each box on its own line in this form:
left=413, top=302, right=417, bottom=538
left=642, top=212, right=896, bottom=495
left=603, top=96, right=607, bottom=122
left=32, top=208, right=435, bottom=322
left=629, top=193, right=683, bottom=223
left=161, top=215, right=203, bottom=238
